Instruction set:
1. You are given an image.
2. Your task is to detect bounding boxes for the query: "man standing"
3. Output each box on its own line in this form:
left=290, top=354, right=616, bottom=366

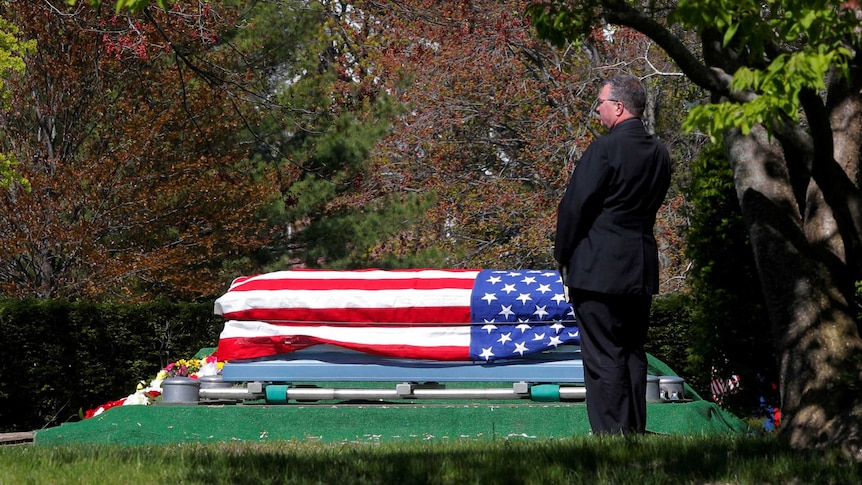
left=555, top=73, right=671, bottom=434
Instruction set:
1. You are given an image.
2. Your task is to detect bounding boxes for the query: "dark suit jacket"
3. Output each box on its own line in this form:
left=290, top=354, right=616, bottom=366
left=554, top=118, right=671, bottom=295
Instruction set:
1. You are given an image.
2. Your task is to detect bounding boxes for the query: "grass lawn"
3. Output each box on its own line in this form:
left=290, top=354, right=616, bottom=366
left=1, top=433, right=860, bottom=484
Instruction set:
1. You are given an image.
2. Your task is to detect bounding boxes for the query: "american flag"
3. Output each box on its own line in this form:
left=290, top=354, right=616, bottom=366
left=710, top=366, right=742, bottom=404
left=214, top=269, right=579, bottom=362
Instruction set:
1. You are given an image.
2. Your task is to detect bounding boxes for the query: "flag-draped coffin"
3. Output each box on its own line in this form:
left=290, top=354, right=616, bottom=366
left=214, top=269, right=579, bottom=361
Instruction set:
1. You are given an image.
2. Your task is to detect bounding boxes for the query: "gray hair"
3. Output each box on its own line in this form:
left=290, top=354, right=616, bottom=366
left=605, top=73, right=646, bottom=118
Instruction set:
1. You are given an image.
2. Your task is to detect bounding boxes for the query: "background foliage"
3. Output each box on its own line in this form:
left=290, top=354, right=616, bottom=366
left=0, top=1, right=283, bottom=300
left=0, top=298, right=220, bottom=433
left=0, top=0, right=698, bottom=296
left=683, top=143, right=777, bottom=414
left=0, top=0, right=791, bottom=427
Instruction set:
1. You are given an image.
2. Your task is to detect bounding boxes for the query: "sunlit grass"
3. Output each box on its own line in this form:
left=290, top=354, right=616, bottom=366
left=1, top=434, right=860, bottom=485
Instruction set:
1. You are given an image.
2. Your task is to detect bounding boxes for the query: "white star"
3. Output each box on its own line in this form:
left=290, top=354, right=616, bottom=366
left=550, top=322, right=565, bottom=333
left=499, top=305, right=515, bottom=319
left=548, top=335, right=563, bottom=347
left=531, top=333, right=546, bottom=341
left=507, top=271, right=522, bottom=277
left=513, top=342, right=528, bottom=356
left=536, top=284, right=552, bottom=294
left=482, top=324, right=498, bottom=334
left=516, top=323, right=532, bottom=333
left=520, top=276, right=537, bottom=285
left=518, top=318, right=530, bottom=323
left=516, top=293, right=532, bottom=304
left=479, top=347, right=495, bottom=360
left=486, top=275, right=502, bottom=285
left=541, top=271, right=557, bottom=278
left=501, top=283, right=517, bottom=294
left=483, top=318, right=496, bottom=323
left=482, top=292, right=498, bottom=304
left=567, top=331, right=579, bottom=338
left=552, top=293, right=567, bottom=304
left=497, top=332, right=512, bottom=344
left=533, top=305, right=549, bottom=319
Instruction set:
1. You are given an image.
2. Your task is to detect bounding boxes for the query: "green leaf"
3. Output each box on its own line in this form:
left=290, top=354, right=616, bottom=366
left=723, top=22, right=739, bottom=47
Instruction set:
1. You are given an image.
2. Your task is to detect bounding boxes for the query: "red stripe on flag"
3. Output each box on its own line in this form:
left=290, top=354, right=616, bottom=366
left=215, top=337, right=469, bottom=361
left=229, top=275, right=478, bottom=292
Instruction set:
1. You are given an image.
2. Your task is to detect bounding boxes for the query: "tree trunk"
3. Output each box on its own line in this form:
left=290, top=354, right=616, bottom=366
left=726, top=126, right=862, bottom=460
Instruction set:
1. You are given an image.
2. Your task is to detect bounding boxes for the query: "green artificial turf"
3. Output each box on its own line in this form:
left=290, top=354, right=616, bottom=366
left=34, top=353, right=750, bottom=446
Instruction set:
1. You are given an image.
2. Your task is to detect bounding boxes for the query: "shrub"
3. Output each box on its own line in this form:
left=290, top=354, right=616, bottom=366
left=0, top=299, right=221, bottom=432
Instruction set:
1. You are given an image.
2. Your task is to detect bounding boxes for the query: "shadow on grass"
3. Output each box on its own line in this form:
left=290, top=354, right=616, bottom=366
left=175, top=434, right=861, bottom=485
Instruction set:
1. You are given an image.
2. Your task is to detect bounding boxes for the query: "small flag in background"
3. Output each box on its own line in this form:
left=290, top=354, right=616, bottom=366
left=710, top=366, right=742, bottom=404
left=214, top=269, right=579, bottom=362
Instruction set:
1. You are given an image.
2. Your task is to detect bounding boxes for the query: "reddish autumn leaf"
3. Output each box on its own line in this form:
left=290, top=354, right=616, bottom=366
left=329, top=0, right=691, bottom=291
left=0, top=2, right=282, bottom=300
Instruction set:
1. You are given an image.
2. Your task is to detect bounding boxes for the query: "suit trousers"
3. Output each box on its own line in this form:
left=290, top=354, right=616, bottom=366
left=571, top=289, right=652, bottom=435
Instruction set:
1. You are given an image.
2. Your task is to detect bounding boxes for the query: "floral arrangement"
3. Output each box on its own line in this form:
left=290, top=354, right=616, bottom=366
left=161, top=356, right=223, bottom=379
left=83, top=354, right=225, bottom=419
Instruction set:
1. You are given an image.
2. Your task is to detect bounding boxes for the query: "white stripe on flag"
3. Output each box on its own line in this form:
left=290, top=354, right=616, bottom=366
left=215, top=288, right=474, bottom=315
left=220, top=320, right=470, bottom=347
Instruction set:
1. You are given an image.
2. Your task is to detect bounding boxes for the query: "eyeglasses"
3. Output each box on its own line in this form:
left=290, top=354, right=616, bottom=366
left=597, top=98, right=619, bottom=105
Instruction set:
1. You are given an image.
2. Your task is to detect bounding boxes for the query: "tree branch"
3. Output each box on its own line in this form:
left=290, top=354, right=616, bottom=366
left=599, top=0, right=727, bottom=94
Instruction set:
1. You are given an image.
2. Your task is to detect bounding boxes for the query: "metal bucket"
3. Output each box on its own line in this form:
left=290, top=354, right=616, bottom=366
left=161, top=377, right=201, bottom=403
left=659, top=376, right=685, bottom=401
left=199, top=375, right=233, bottom=390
